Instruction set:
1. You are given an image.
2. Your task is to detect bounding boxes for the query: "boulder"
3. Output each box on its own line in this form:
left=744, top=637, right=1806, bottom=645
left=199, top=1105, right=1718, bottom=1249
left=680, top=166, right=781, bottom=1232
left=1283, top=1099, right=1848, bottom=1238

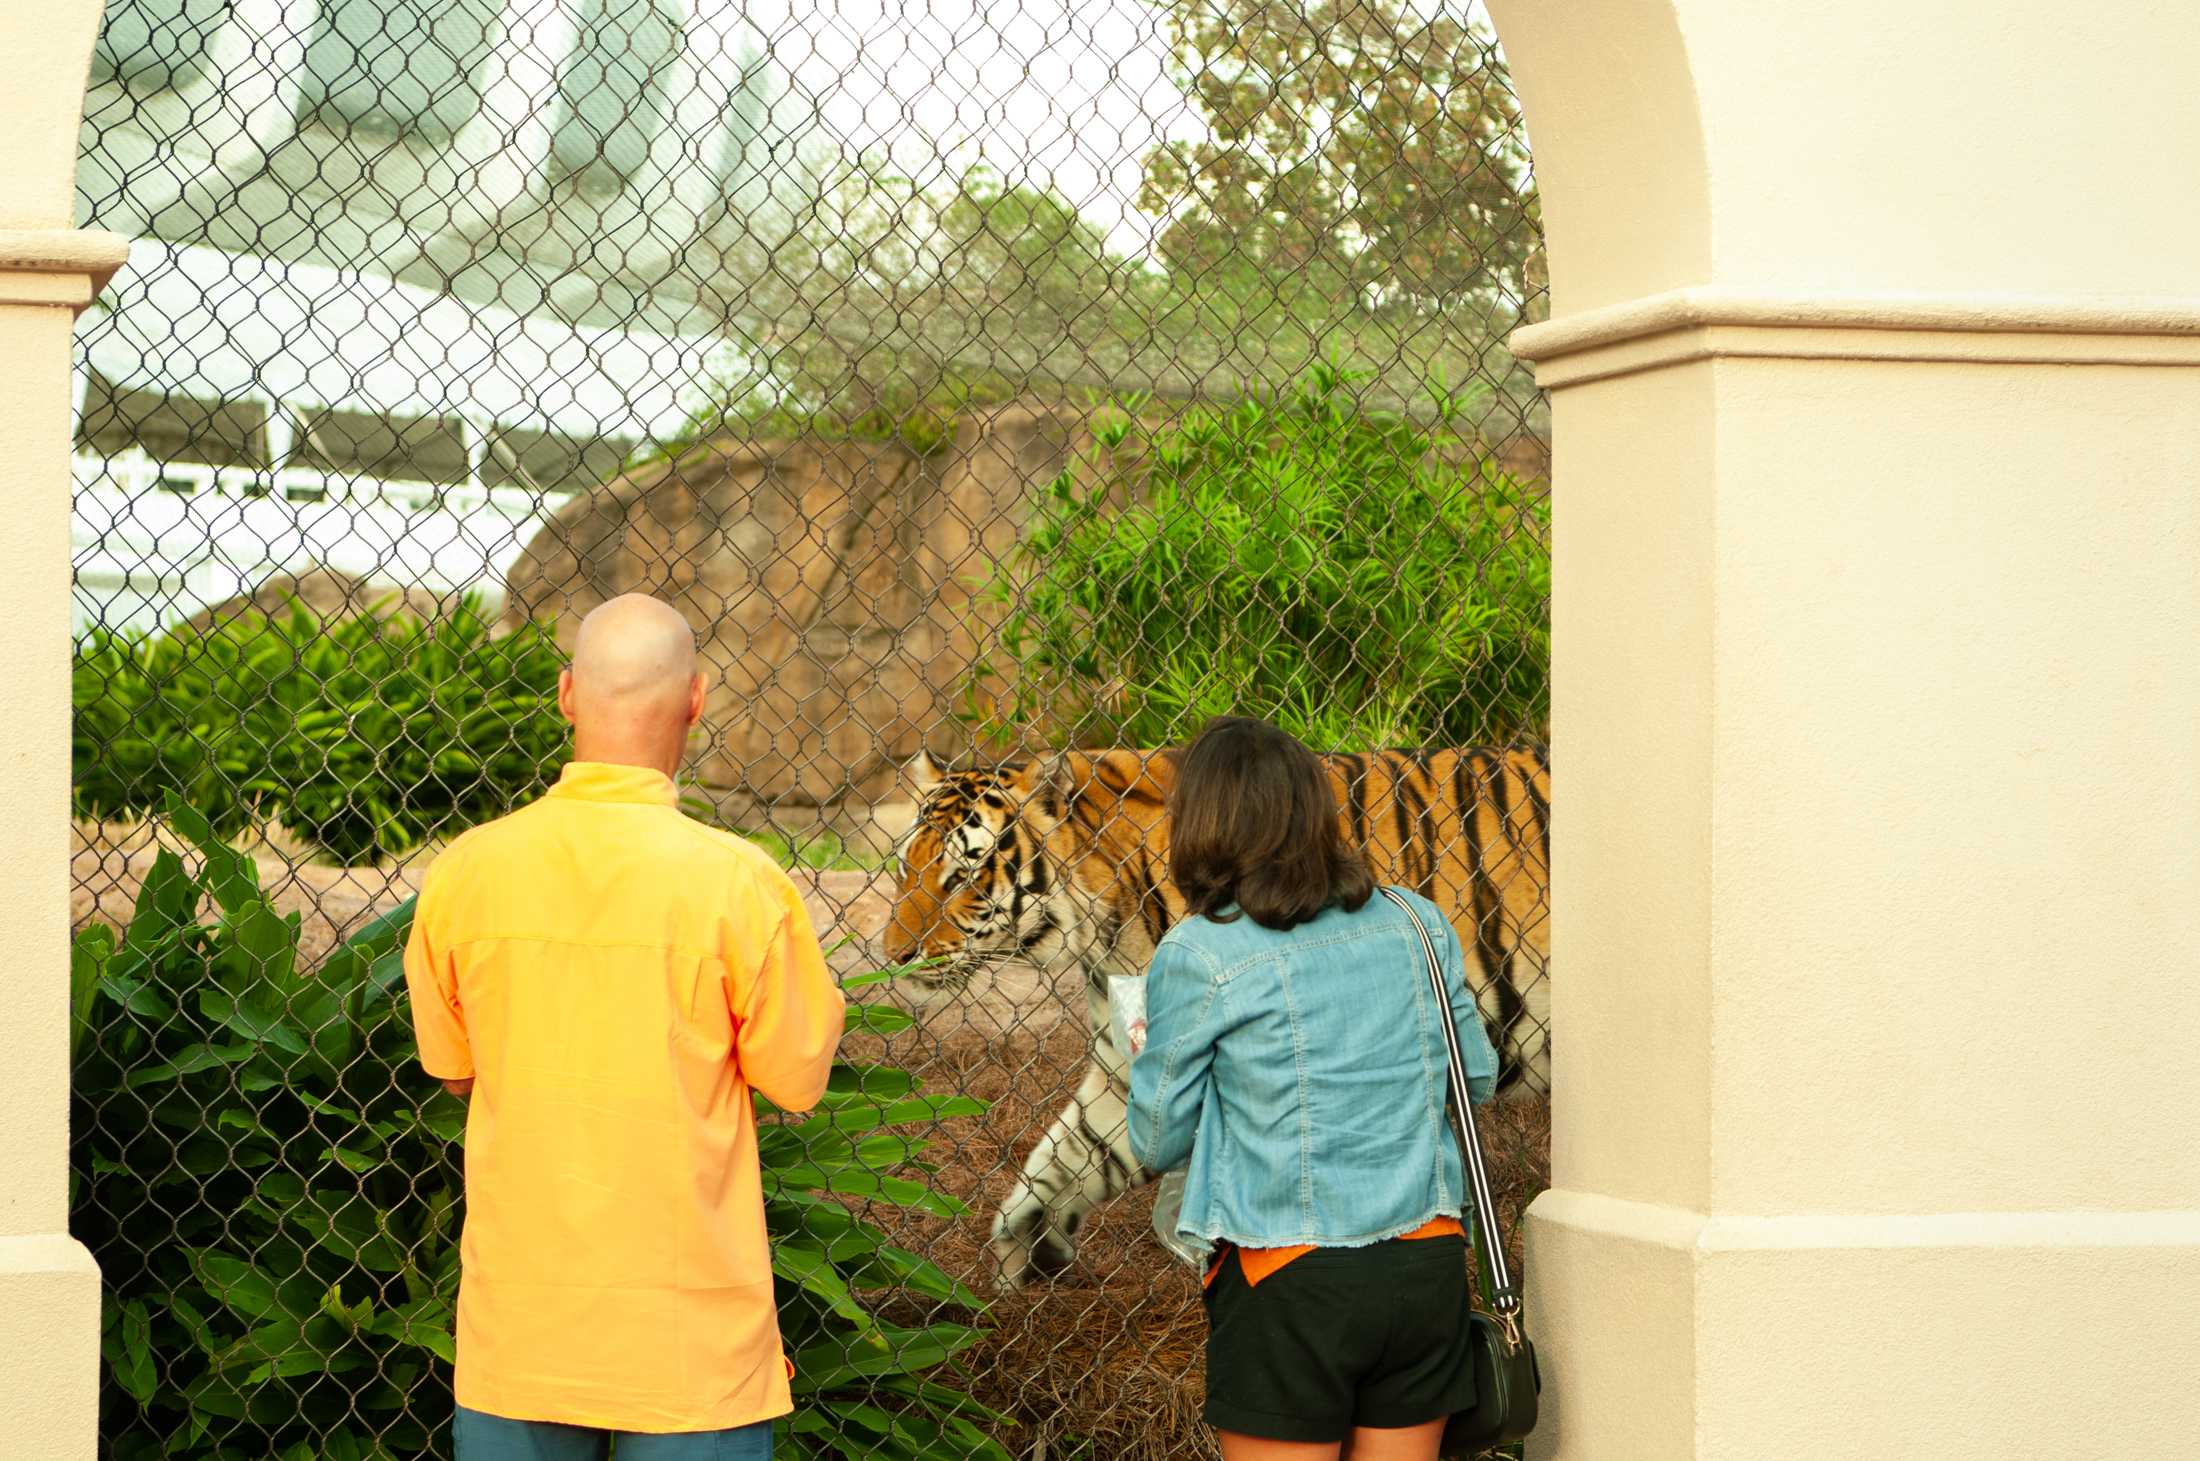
left=500, top=405, right=1079, bottom=806
left=181, top=568, right=452, bottom=634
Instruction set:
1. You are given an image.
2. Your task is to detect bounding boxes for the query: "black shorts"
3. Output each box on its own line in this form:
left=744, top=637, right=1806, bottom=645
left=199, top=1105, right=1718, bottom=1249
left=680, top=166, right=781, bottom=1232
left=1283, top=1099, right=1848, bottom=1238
left=1201, top=1233, right=1476, bottom=1443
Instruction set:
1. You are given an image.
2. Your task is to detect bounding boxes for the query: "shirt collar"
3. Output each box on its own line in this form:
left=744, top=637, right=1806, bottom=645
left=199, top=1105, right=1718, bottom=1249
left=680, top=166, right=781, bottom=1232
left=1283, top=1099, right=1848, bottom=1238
left=547, top=761, right=679, bottom=807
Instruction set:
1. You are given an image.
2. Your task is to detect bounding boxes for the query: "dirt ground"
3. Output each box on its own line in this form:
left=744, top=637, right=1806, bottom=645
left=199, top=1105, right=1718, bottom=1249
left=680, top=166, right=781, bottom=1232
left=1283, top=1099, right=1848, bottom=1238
left=74, top=820, right=1551, bottom=1461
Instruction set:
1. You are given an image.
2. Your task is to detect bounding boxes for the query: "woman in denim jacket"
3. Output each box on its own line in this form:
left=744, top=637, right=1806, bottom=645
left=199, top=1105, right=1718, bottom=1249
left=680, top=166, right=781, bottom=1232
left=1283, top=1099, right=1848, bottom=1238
left=1128, top=716, right=1501, bottom=1461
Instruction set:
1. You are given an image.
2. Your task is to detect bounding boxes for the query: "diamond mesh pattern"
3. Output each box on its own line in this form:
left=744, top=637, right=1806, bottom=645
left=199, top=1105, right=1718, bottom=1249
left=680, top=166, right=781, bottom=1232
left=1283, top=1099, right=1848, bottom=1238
left=70, top=0, right=1550, bottom=1455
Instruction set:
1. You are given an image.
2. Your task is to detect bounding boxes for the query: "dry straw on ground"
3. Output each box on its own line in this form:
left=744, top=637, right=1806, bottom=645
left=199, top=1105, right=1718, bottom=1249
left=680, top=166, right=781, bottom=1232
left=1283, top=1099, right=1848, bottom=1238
left=861, top=1013, right=1553, bottom=1461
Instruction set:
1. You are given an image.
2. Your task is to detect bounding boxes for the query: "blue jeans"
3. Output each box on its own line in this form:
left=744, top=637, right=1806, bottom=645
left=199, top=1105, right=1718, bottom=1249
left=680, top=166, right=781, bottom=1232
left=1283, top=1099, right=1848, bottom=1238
left=454, top=1406, right=773, bottom=1460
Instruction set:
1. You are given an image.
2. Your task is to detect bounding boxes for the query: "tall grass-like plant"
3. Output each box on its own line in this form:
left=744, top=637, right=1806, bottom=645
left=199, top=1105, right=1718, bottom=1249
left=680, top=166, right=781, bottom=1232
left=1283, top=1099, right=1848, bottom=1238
left=964, top=363, right=1549, bottom=752
left=72, top=596, right=569, bottom=864
left=72, top=809, right=1008, bottom=1460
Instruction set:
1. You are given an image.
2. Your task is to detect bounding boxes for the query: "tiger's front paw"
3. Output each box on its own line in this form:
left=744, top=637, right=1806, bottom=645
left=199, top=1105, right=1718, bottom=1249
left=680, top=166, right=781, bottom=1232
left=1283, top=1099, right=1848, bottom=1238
left=990, top=1201, right=1079, bottom=1291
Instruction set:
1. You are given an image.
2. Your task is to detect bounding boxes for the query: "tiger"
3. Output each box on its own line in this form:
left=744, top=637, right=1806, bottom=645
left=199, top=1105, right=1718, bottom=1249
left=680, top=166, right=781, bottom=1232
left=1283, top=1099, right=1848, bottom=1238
left=883, top=744, right=1551, bottom=1289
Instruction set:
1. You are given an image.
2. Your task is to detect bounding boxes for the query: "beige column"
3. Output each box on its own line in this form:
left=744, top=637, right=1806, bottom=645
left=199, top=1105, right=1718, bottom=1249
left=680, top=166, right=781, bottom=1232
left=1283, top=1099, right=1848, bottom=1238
left=1490, top=0, right=2200, bottom=1456
left=1, top=4, right=127, bottom=1458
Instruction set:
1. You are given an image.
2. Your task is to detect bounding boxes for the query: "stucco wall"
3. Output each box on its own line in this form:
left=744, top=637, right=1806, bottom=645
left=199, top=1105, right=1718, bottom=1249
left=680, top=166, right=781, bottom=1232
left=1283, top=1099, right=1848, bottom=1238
left=1, top=5, right=126, bottom=1449
left=1492, top=2, right=2200, bottom=1455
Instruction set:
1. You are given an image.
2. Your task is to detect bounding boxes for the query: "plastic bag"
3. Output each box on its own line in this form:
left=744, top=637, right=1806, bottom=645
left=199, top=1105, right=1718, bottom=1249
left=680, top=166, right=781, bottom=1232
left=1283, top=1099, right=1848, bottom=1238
left=1107, top=974, right=1210, bottom=1270
left=1107, top=972, right=1150, bottom=1061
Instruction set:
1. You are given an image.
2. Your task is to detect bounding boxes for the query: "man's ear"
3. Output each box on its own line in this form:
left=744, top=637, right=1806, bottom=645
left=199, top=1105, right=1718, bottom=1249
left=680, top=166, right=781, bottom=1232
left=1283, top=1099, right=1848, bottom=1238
left=686, top=672, right=707, bottom=727
left=557, top=668, right=577, bottom=725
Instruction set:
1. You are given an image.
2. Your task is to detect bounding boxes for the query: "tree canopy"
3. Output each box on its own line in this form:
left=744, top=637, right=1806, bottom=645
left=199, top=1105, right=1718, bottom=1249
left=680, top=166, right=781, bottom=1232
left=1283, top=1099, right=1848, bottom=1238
left=1138, top=0, right=1542, bottom=326
left=690, top=3, right=1547, bottom=442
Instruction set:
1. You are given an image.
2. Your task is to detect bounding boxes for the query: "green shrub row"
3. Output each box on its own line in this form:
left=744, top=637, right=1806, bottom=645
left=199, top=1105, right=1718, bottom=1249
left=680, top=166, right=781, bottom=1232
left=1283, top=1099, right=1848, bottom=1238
left=71, top=602, right=883, bottom=871
left=72, top=598, right=568, bottom=865
left=72, top=806, right=1008, bottom=1460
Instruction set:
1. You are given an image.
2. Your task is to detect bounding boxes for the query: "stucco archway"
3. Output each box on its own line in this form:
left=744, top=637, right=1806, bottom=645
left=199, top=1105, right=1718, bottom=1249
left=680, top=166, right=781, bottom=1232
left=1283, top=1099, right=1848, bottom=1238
left=1486, top=3, right=2200, bottom=1456
left=8, top=2, right=2200, bottom=1456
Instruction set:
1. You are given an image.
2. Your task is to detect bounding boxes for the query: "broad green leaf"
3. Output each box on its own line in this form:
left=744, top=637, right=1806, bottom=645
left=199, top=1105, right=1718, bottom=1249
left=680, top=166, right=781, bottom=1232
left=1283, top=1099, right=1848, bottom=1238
left=106, top=1298, right=157, bottom=1404
left=772, top=1243, right=874, bottom=1329
left=321, top=1281, right=375, bottom=1330
left=206, top=1311, right=358, bottom=1379
left=211, top=901, right=301, bottom=996
left=271, top=1189, right=406, bottom=1273
left=765, top=1167, right=966, bottom=1218
left=70, top=925, right=115, bottom=1063
left=417, top=1102, right=466, bottom=1144
left=185, top=1368, right=297, bottom=1423
left=371, top=1296, right=457, bottom=1364
left=320, top=898, right=416, bottom=998
left=873, top=1374, right=1015, bottom=1426
left=125, top=848, right=200, bottom=949
left=167, top=800, right=265, bottom=923
left=166, top=1292, right=218, bottom=1357
left=325, top=1145, right=380, bottom=1176
left=199, top=987, right=309, bottom=1056
left=97, top=968, right=176, bottom=1020
left=127, top=1041, right=252, bottom=1087
left=841, top=1002, right=917, bottom=1037
left=852, top=1243, right=988, bottom=1310
left=840, top=958, right=950, bottom=990
left=321, top=1428, right=377, bottom=1461
left=816, top=1065, right=919, bottom=1104
left=791, top=1323, right=982, bottom=1392
left=187, top=1250, right=283, bottom=1320
left=214, top=1109, right=271, bottom=1140
left=792, top=1095, right=988, bottom=1140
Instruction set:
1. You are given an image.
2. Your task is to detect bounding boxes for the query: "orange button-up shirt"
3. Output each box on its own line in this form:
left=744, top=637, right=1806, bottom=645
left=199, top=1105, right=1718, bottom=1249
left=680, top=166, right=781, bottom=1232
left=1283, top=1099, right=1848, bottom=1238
left=404, top=761, right=845, bottom=1433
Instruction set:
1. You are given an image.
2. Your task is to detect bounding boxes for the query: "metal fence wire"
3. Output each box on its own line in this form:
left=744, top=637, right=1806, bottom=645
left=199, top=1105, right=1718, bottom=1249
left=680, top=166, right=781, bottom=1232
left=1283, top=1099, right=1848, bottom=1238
left=68, top=0, right=1550, bottom=1455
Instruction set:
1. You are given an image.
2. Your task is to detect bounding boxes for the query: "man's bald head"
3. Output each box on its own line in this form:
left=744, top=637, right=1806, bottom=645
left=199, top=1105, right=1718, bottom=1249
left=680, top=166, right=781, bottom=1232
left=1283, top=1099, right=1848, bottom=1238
left=571, top=594, right=697, bottom=705
left=558, top=595, right=707, bottom=775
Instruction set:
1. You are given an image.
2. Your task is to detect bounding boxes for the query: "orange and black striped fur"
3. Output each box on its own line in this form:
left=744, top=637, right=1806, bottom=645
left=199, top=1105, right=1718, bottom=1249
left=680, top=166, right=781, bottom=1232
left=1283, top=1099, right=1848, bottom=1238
left=885, top=745, right=1550, bottom=1287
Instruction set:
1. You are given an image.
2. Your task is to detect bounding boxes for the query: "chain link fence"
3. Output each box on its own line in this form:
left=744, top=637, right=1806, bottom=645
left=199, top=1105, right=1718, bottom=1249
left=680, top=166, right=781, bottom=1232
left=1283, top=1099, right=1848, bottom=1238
left=69, top=0, right=1550, bottom=1454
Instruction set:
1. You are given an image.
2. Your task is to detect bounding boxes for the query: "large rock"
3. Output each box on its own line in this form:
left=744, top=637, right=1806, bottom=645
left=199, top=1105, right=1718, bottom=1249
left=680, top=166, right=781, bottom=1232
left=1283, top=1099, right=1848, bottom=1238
left=182, top=569, right=451, bottom=634
left=500, top=405, right=1079, bottom=807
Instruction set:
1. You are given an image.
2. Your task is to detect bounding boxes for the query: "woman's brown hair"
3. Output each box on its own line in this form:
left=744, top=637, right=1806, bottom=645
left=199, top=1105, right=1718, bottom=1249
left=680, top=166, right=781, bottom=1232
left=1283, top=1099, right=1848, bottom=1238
left=1168, top=716, right=1374, bottom=930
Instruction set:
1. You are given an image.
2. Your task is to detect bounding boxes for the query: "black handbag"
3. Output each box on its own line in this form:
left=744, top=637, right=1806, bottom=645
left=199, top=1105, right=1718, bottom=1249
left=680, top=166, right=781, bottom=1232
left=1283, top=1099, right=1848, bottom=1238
left=1377, top=888, right=1542, bottom=1453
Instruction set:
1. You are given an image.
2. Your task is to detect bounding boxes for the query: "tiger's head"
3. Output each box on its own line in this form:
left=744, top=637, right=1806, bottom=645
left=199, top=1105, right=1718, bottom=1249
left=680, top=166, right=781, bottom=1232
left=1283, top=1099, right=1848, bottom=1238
left=883, top=754, right=1067, bottom=988
left=883, top=748, right=1180, bottom=989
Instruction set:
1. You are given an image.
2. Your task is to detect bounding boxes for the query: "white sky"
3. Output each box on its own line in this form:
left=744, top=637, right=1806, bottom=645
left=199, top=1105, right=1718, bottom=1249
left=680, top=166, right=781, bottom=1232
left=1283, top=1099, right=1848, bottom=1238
left=733, top=0, right=1196, bottom=254
left=733, top=0, right=1508, bottom=256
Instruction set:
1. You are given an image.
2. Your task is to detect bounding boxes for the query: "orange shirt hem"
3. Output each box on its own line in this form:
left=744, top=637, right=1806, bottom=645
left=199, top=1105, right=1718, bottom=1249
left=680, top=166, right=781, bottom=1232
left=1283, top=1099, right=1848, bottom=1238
left=1203, top=1215, right=1466, bottom=1289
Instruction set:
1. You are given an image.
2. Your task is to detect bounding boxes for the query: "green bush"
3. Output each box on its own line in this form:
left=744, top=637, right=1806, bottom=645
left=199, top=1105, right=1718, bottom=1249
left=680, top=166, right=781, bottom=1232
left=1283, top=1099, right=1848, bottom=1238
left=678, top=794, right=886, bottom=873
left=72, top=807, right=1008, bottom=1460
left=965, top=363, right=1550, bottom=750
left=72, top=598, right=568, bottom=864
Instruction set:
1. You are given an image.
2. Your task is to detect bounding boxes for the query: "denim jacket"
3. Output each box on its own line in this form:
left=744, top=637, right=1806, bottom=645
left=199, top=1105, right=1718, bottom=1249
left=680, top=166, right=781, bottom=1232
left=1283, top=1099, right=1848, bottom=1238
left=1126, top=888, right=1500, bottom=1250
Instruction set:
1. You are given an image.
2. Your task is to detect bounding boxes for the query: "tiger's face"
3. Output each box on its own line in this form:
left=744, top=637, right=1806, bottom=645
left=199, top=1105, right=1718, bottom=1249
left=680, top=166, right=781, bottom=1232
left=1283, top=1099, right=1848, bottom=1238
left=884, top=755, right=1066, bottom=987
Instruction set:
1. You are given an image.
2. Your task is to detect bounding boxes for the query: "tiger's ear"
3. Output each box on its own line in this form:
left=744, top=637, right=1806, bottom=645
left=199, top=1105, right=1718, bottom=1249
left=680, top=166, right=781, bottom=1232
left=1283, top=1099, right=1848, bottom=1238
left=902, top=751, right=946, bottom=797
left=1039, top=750, right=1089, bottom=806
left=1041, top=748, right=1174, bottom=806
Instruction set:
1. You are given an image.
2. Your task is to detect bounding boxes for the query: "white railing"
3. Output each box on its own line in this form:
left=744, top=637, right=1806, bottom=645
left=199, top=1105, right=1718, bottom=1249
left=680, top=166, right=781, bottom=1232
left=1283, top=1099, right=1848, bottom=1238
left=71, top=451, right=577, bottom=636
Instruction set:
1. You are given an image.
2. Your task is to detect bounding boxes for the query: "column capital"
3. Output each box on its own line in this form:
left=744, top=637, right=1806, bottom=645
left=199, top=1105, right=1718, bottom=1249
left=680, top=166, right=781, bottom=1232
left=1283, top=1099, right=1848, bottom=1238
left=1515, top=284, right=2200, bottom=388
left=0, top=228, right=131, bottom=309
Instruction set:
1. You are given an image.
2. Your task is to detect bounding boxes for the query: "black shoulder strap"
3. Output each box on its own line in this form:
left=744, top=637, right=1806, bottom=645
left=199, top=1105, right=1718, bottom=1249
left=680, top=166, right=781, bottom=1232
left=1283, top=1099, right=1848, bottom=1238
left=1377, top=885, right=1522, bottom=1316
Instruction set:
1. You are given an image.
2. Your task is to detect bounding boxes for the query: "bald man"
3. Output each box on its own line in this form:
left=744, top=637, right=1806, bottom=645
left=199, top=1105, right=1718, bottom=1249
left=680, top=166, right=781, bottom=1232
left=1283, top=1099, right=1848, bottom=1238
left=404, top=594, right=844, bottom=1461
